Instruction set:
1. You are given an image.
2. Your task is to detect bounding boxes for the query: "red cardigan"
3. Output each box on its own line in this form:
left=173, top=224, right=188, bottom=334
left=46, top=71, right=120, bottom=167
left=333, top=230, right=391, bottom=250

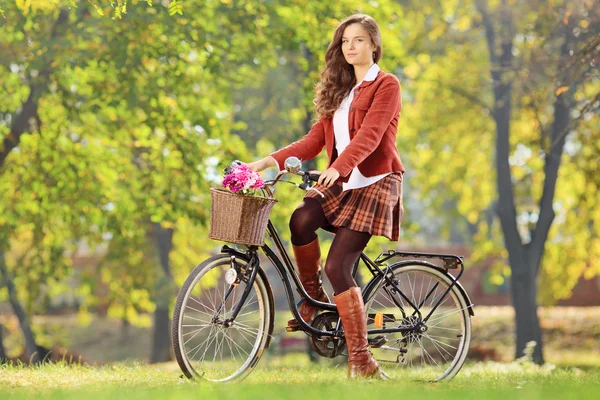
left=270, top=70, right=405, bottom=180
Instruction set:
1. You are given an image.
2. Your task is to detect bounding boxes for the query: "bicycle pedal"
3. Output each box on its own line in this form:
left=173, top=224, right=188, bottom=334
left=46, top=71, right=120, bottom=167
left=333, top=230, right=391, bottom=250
left=368, top=335, right=387, bottom=348
left=286, top=325, right=300, bottom=332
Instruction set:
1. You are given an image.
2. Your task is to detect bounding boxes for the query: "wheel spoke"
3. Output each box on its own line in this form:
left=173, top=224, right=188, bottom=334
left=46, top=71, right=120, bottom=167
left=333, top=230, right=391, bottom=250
left=183, top=324, right=212, bottom=345
left=185, top=303, right=217, bottom=319
left=222, top=330, right=237, bottom=363
left=175, top=257, right=269, bottom=382
left=222, top=329, right=251, bottom=357
left=424, top=334, right=457, bottom=355
left=425, top=334, right=458, bottom=347
left=188, top=324, right=216, bottom=362
left=232, top=326, right=259, bottom=347
left=183, top=314, right=210, bottom=323
left=418, top=273, right=425, bottom=310
left=366, top=265, right=471, bottom=382
left=417, top=337, right=439, bottom=366
left=422, top=276, right=434, bottom=308
left=426, top=305, right=470, bottom=324
left=425, top=325, right=461, bottom=332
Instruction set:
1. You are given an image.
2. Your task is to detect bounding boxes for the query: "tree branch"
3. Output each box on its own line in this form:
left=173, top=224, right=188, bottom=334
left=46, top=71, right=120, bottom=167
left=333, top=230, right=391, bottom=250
left=474, top=0, right=497, bottom=65
left=0, top=8, right=70, bottom=170
left=528, top=16, right=575, bottom=272
left=477, top=0, right=526, bottom=274
left=444, top=82, right=494, bottom=116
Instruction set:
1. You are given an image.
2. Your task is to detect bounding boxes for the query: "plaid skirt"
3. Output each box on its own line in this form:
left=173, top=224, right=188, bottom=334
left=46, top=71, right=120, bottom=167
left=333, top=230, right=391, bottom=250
left=304, top=172, right=404, bottom=241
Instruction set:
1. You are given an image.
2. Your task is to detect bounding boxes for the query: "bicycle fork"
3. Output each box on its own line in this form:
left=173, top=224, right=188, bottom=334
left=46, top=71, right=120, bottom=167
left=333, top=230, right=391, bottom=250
left=211, top=254, right=260, bottom=327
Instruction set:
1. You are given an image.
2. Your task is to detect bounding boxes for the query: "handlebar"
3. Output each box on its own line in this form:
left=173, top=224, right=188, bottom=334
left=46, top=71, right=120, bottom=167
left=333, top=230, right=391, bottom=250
left=224, top=157, right=324, bottom=198
left=306, top=173, right=320, bottom=183
left=262, top=168, right=324, bottom=198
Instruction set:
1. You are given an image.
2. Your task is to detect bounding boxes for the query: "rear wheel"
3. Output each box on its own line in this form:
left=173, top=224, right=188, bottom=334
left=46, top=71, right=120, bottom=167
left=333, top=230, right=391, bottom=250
left=364, top=264, right=472, bottom=381
left=172, top=254, right=272, bottom=382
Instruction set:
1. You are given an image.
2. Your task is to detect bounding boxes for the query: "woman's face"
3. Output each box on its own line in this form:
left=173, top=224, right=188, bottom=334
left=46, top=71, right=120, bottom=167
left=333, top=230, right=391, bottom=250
left=341, top=23, right=377, bottom=66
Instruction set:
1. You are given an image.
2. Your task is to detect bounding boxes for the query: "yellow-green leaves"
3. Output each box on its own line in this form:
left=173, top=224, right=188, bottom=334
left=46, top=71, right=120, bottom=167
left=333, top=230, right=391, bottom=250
left=167, top=0, right=182, bottom=16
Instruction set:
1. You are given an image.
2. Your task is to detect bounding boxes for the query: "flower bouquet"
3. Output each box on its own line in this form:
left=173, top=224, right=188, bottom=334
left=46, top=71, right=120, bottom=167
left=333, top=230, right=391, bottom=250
left=221, top=162, right=265, bottom=195
left=209, top=161, right=277, bottom=246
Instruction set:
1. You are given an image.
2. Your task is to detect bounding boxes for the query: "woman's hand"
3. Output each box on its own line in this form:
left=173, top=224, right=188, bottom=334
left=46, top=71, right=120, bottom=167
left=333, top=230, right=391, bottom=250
left=247, top=156, right=277, bottom=172
left=318, top=167, right=340, bottom=188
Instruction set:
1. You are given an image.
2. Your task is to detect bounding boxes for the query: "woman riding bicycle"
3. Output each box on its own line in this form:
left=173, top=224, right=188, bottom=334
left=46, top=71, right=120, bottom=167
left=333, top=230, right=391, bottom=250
left=247, top=13, right=405, bottom=379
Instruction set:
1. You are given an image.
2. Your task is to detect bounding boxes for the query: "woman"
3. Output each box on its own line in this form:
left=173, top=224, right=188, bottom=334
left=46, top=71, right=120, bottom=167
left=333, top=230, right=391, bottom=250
left=248, top=14, right=404, bottom=379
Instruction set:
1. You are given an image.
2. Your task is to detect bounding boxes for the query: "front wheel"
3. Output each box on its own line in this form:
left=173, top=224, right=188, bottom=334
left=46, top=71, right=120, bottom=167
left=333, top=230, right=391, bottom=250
left=364, top=263, right=472, bottom=381
left=172, top=254, right=272, bottom=382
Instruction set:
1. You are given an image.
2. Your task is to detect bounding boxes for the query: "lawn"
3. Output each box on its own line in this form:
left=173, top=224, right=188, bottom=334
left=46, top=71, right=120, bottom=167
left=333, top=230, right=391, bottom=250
left=0, top=359, right=599, bottom=400
left=1, top=306, right=599, bottom=399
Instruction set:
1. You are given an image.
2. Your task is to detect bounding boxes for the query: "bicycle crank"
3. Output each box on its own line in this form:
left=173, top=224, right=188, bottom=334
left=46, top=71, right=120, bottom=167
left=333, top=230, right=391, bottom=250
left=309, top=312, right=346, bottom=358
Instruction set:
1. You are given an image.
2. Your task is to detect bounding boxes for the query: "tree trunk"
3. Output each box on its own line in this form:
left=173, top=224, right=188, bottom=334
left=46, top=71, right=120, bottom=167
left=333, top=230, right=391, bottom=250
left=0, top=323, right=7, bottom=363
left=151, top=306, right=171, bottom=363
left=0, top=249, right=40, bottom=364
left=477, top=0, right=577, bottom=364
left=509, top=257, right=543, bottom=362
left=476, top=0, right=545, bottom=363
left=150, top=223, right=175, bottom=363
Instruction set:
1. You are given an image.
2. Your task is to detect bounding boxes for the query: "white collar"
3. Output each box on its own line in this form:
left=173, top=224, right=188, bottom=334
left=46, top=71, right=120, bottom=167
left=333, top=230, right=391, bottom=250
left=363, top=63, right=380, bottom=82
left=353, top=64, right=380, bottom=89
left=340, top=64, right=381, bottom=104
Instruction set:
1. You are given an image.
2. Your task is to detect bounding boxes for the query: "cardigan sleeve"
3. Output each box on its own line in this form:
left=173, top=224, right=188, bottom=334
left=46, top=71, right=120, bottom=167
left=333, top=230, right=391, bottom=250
left=269, top=118, right=326, bottom=171
left=330, top=75, right=401, bottom=177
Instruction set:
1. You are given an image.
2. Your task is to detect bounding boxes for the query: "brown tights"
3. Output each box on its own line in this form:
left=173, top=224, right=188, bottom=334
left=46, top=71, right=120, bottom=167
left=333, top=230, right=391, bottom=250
left=289, top=198, right=372, bottom=294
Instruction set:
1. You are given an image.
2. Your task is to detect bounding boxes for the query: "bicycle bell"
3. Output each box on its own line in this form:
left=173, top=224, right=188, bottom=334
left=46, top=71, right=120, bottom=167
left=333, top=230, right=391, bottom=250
left=223, top=160, right=242, bottom=175
left=284, top=156, right=302, bottom=173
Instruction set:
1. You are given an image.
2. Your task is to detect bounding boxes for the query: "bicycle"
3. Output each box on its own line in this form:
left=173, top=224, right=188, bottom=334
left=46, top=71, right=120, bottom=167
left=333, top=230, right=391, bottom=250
left=172, top=157, right=474, bottom=383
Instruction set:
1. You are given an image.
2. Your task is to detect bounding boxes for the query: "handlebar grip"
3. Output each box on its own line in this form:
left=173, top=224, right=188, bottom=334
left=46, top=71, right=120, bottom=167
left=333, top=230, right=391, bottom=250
left=307, top=173, right=320, bottom=182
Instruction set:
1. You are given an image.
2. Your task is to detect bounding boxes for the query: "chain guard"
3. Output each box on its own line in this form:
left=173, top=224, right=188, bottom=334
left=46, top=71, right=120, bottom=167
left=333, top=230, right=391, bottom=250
left=309, top=312, right=346, bottom=358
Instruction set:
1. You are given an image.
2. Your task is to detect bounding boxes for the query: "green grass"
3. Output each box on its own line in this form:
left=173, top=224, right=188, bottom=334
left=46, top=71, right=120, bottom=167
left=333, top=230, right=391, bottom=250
left=1, top=307, right=599, bottom=399
left=0, top=361, right=599, bottom=400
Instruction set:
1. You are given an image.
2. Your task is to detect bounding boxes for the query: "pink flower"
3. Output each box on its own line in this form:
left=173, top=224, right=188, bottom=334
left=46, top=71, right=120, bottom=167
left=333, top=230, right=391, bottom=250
left=222, top=163, right=264, bottom=194
left=250, top=177, right=265, bottom=189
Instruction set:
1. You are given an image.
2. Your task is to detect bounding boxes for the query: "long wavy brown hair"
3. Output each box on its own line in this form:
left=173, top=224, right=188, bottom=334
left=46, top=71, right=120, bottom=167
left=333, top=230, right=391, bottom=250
left=313, top=14, right=382, bottom=119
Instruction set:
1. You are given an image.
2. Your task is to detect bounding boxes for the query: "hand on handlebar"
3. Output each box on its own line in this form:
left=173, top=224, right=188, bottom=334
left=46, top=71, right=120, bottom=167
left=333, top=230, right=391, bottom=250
left=306, top=170, right=321, bottom=182
left=257, top=156, right=331, bottom=198
left=295, top=171, right=323, bottom=197
left=317, top=167, right=340, bottom=188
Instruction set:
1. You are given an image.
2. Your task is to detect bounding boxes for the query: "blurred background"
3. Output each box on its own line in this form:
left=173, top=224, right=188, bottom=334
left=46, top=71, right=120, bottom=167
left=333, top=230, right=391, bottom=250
left=0, top=0, right=598, bottom=369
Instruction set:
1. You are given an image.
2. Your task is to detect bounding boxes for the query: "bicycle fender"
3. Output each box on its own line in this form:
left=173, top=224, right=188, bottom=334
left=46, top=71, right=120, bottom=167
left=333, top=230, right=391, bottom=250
left=219, top=246, right=276, bottom=348
left=363, top=260, right=474, bottom=316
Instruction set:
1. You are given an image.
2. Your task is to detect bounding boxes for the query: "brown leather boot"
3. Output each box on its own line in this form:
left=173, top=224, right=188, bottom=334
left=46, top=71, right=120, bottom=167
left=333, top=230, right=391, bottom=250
left=287, top=238, right=331, bottom=329
left=334, top=287, right=390, bottom=379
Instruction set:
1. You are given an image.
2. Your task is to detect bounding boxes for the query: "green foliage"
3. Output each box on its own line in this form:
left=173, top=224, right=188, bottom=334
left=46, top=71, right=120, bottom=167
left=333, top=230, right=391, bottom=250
left=167, top=0, right=182, bottom=16
left=9, top=0, right=157, bottom=19
left=1, top=0, right=597, bottom=350
left=392, top=0, right=599, bottom=304
left=0, top=0, right=276, bottom=325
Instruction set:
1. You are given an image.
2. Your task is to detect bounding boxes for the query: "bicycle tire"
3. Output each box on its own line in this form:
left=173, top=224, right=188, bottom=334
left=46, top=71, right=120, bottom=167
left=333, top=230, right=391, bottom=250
left=172, top=254, right=272, bottom=382
left=363, top=263, right=472, bottom=381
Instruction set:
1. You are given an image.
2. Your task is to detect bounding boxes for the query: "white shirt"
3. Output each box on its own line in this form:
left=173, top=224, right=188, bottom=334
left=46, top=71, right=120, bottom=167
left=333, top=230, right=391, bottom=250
left=333, top=63, right=391, bottom=191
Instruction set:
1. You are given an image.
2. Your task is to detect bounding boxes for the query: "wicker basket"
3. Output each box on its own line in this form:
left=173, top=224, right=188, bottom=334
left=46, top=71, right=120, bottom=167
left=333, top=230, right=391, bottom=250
left=209, top=188, right=278, bottom=246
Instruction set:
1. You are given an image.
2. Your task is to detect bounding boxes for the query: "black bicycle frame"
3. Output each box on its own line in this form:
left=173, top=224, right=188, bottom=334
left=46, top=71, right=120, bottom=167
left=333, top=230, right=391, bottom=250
left=218, top=217, right=469, bottom=338
left=372, top=250, right=473, bottom=320
left=218, top=253, right=260, bottom=325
